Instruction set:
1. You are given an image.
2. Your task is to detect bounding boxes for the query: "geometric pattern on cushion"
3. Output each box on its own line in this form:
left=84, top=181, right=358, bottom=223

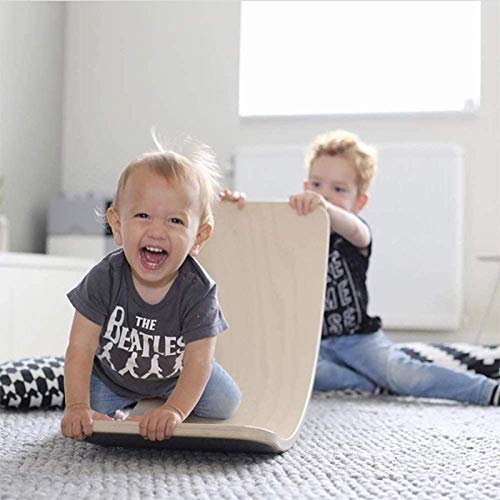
left=399, top=343, right=500, bottom=380
left=0, top=356, right=65, bottom=409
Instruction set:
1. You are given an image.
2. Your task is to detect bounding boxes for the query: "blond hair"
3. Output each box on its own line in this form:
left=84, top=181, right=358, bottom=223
left=112, top=140, right=222, bottom=229
left=305, top=130, right=377, bottom=196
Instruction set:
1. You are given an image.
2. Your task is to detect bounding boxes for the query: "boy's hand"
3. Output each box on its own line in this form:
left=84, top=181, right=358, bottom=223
left=220, top=188, right=246, bottom=209
left=61, top=405, right=113, bottom=441
left=128, top=405, right=183, bottom=441
left=289, top=191, right=327, bottom=215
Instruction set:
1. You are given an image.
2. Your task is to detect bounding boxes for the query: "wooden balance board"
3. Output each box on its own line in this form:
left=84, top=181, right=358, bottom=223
left=86, top=202, right=329, bottom=453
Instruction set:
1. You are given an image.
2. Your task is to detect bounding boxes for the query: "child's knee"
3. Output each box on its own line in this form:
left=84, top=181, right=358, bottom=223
left=194, top=383, right=242, bottom=420
left=215, top=387, right=242, bottom=419
left=386, top=358, right=434, bottom=395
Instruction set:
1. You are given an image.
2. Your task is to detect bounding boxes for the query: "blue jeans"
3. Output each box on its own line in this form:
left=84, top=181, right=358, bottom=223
left=314, top=330, right=497, bottom=405
left=90, top=360, right=241, bottom=419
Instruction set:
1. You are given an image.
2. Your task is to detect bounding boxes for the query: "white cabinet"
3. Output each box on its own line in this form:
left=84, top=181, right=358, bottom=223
left=0, top=253, right=95, bottom=361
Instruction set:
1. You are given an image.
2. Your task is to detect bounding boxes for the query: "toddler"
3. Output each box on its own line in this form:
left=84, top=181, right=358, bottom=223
left=61, top=144, right=241, bottom=442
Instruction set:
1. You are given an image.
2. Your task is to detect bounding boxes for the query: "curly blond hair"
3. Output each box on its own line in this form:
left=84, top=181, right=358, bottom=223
left=305, top=130, right=377, bottom=196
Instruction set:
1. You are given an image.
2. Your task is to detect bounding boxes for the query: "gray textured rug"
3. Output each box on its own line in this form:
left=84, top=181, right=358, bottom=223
left=1, top=393, right=500, bottom=499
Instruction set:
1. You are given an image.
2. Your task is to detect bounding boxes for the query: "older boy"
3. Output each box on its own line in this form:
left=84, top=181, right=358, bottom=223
left=227, top=130, right=500, bottom=406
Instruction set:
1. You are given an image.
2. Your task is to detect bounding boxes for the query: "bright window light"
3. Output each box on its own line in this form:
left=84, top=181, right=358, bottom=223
left=239, top=1, right=480, bottom=117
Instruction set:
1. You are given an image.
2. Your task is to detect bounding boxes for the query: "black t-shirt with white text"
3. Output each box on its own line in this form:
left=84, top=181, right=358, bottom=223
left=322, top=223, right=382, bottom=338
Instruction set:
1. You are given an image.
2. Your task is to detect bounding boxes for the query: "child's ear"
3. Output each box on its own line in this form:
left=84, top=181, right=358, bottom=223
left=190, top=224, right=213, bottom=257
left=107, top=207, right=123, bottom=246
left=355, top=193, right=369, bottom=213
left=303, top=180, right=309, bottom=191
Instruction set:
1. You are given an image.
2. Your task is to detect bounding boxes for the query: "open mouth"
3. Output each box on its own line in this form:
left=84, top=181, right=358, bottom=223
left=139, top=246, right=168, bottom=270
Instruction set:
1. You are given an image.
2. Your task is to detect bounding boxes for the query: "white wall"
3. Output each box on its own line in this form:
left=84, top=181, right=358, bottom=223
left=0, top=2, right=66, bottom=253
left=61, top=1, right=240, bottom=198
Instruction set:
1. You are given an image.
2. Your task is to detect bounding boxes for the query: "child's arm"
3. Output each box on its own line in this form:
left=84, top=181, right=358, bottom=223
left=133, top=337, right=216, bottom=441
left=289, top=191, right=370, bottom=249
left=61, top=311, right=112, bottom=440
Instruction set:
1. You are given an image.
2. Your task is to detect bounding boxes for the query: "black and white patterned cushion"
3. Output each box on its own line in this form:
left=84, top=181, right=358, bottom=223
left=399, top=343, right=500, bottom=380
left=0, top=357, right=65, bottom=409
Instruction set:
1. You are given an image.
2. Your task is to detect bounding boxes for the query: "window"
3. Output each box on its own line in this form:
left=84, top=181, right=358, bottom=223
left=239, top=1, right=480, bottom=117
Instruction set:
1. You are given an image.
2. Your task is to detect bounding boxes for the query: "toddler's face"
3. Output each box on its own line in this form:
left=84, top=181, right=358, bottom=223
left=108, top=168, right=207, bottom=294
left=305, top=154, right=366, bottom=213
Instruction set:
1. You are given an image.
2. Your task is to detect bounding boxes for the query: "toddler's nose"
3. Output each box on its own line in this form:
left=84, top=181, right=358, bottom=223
left=147, top=219, right=168, bottom=239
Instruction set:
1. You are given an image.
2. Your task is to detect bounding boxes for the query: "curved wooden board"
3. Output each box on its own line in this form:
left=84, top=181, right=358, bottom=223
left=88, top=202, right=329, bottom=452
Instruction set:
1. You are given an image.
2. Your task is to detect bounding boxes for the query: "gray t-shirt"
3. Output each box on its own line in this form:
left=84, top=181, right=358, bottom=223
left=67, top=249, right=228, bottom=399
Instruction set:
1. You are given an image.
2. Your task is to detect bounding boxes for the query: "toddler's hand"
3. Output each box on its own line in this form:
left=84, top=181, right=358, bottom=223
left=220, top=188, right=246, bottom=209
left=289, top=191, right=327, bottom=215
left=61, top=405, right=113, bottom=441
left=128, top=405, right=183, bottom=441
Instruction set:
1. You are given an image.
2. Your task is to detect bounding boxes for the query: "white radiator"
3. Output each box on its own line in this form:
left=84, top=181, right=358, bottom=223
left=233, top=143, right=464, bottom=331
